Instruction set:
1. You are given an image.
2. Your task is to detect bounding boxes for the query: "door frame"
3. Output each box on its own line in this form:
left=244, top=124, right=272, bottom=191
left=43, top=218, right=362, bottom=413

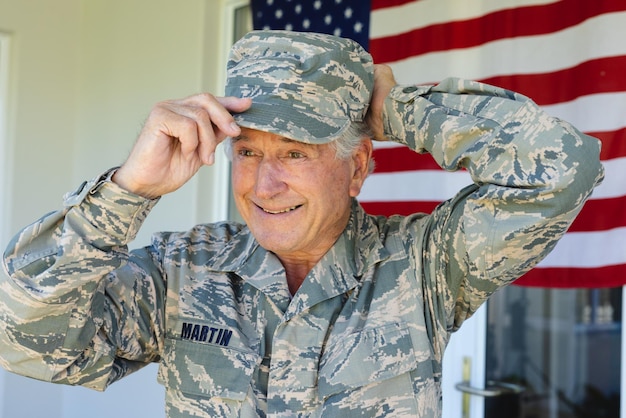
left=0, top=31, right=11, bottom=246
left=0, top=30, right=11, bottom=411
left=442, top=304, right=487, bottom=418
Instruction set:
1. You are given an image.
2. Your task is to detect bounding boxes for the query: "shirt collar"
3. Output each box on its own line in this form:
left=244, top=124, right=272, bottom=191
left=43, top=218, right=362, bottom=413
left=209, top=200, right=391, bottom=305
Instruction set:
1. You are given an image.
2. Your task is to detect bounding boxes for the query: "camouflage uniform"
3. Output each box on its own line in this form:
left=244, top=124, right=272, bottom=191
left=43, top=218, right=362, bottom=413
left=1, top=39, right=603, bottom=418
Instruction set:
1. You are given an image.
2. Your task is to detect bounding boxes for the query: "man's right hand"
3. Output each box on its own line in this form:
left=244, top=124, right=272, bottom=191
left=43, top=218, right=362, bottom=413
left=112, top=94, right=251, bottom=199
left=366, top=64, right=396, bottom=142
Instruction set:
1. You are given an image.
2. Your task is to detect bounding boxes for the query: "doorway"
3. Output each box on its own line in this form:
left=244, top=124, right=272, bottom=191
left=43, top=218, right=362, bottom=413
left=445, top=285, right=623, bottom=418
left=485, top=286, right=622, bottom=418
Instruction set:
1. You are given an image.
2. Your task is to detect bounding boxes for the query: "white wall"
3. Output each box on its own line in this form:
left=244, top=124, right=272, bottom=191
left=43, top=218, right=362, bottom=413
left=0, top=2, right=81, bottom=413
left=0, top=0, right=232, bottom=416
left=0, top=0, right=81, bottom=233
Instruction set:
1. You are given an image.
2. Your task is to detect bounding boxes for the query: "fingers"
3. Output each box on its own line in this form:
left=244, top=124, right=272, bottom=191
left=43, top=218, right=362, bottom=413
left=366, top=65, right=397, bottom=141
left=218, top=96, right=253, bottom=117
left=114, top=94, right=251, bottom=198
left=165, top=94, right=251, bottom=165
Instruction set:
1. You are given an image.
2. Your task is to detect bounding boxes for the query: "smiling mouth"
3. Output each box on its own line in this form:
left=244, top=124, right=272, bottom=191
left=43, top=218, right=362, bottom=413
left=261, top=205, right=302, bottom=214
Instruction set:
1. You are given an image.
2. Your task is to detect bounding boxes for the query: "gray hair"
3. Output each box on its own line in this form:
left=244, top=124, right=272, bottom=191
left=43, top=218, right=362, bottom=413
left=331, top=121, right=375, bottom=174
left=223, top=121, right=375, bottom=174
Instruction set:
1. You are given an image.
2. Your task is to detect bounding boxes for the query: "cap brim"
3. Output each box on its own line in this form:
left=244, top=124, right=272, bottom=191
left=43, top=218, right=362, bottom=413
left=232, top=100, right=349, bottom=144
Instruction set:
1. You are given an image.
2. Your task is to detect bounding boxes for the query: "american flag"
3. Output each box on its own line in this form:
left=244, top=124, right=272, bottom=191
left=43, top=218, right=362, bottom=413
left=250, top=0, right=626, bottom=288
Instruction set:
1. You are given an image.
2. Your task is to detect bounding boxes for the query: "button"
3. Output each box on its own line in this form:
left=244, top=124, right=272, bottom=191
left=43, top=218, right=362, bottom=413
left=402, top=86, right=418, bottom=93
left=63, top=180, right=89, bottom=207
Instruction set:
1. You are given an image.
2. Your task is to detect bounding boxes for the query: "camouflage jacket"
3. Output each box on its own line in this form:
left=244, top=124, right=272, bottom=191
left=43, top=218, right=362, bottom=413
left=1, top=79, right=603, bottom=417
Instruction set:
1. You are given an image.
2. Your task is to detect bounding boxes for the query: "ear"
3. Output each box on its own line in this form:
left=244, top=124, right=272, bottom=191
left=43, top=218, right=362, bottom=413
left=349, top=138, right=373, bottom=198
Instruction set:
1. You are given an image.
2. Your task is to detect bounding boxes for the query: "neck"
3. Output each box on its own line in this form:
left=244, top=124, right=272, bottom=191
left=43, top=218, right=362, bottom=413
left=276, top=206, right=353, bottom=295
left=281, top=258, right=317, bottom=295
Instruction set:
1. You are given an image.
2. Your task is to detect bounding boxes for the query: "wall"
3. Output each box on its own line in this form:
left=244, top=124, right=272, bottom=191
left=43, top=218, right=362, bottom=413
left=0, top=0, right=230, bottom=416
left=0, top=1, right=81, bottom=413
left=0, top=0, right=81, bottom=238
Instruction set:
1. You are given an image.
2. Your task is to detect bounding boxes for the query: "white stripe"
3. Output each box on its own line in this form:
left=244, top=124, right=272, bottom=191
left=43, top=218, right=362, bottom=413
left=359, top=170, right=473, bottom=202
left=372, top=140, right=404, bottom=150
left=363, top=154, right=624, bottom=202
left=370, top=0, right=560, bottom=39
left=387, top=12, right=626, bottom=84
left=541, top=92, right=626, bottom=133
left=537, top=227, right=626, bottom=268
left=589, top=157, right=626, bottom=200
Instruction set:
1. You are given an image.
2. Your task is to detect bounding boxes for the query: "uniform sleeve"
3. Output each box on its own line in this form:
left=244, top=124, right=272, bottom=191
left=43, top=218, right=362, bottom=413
left=0, top=171, right=165, bottom=391
left=383, top=78, right=605, bottom=331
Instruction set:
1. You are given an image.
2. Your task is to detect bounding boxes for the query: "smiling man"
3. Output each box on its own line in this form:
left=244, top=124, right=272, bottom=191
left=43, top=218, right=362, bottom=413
left=0, top=30, right=603, bottom=417
left=230, top=129, right=371, bottom=294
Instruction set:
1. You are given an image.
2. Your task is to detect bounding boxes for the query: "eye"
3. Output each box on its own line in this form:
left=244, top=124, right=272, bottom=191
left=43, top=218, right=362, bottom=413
left=237, top=149, right=255, bottom=157
left=287, top=151, right=305, bottom=159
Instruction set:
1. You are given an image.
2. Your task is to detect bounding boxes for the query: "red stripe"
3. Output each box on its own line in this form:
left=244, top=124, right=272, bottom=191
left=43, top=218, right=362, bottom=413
left=370, top=0, right=626, bottom=64
left=372, top=147, right=440, bottom=172
left=569, top=196, right=626, bottom=232
left=479, top=56, right=626, bottom=106
left=515, top=264, right=626, bottom=288
left=589, top=128, right=626, bottom=161
left=371, top=0, right=415, bottom=10
left=361, top=200, right=440, bottom=216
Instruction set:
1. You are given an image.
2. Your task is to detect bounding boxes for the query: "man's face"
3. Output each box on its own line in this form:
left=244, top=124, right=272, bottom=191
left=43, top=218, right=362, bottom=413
left=231, top=127, right=371, bottom=263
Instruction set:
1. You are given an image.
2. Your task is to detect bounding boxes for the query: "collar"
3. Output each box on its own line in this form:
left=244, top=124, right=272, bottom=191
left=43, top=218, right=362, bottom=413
left=208, top=200, right=392, bottom=313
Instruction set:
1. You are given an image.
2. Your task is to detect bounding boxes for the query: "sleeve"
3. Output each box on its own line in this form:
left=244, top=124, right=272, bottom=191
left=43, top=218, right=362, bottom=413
left=383, top=78, right=605, bottom=331
left=0, top=169, right=166, bottom=391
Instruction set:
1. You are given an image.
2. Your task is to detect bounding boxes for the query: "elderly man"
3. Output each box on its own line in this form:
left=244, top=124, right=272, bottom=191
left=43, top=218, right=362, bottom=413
left=0, top=30, right=603, bottom=417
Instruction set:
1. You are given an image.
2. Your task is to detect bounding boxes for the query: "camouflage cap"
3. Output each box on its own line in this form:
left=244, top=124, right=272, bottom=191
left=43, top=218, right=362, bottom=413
left=225, top=30, right=374, bottom=144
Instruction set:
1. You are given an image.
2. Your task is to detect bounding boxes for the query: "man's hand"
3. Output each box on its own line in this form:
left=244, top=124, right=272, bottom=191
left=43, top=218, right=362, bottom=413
left=366, top=64, right=396, bottom=141
left=113, top=94, right=251, bottom=199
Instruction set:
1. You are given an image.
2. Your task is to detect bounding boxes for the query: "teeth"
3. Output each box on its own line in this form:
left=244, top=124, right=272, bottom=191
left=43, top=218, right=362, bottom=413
left=263, top=206, right=299, bottom=214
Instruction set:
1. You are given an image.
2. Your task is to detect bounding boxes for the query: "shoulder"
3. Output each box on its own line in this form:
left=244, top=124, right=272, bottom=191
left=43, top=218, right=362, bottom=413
left=148, top=221, right=256, bottom=265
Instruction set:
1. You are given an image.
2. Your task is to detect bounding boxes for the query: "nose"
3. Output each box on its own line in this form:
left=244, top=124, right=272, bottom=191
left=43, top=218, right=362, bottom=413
left=254, top=156, right=288, bottom=199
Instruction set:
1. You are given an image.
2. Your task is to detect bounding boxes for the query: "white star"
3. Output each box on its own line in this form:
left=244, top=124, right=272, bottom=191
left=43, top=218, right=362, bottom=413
left=325, top=14, right=332, bottom=25
left=295, top=4, right=302, bottom=14
left=275, top=9, right=283, bottom=19
left=314, top=0, right=322, bottom=10
left=354, top=21, right=363, bottom=33
left=285, top=23, right=293, bottom=30
left=344, top=7, right=353, bottom=19
left=303, top=18, right=311, bottom=29
left=267, top=0, right=273, bottom=5
left=334, top=27, right=342, bottom=36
